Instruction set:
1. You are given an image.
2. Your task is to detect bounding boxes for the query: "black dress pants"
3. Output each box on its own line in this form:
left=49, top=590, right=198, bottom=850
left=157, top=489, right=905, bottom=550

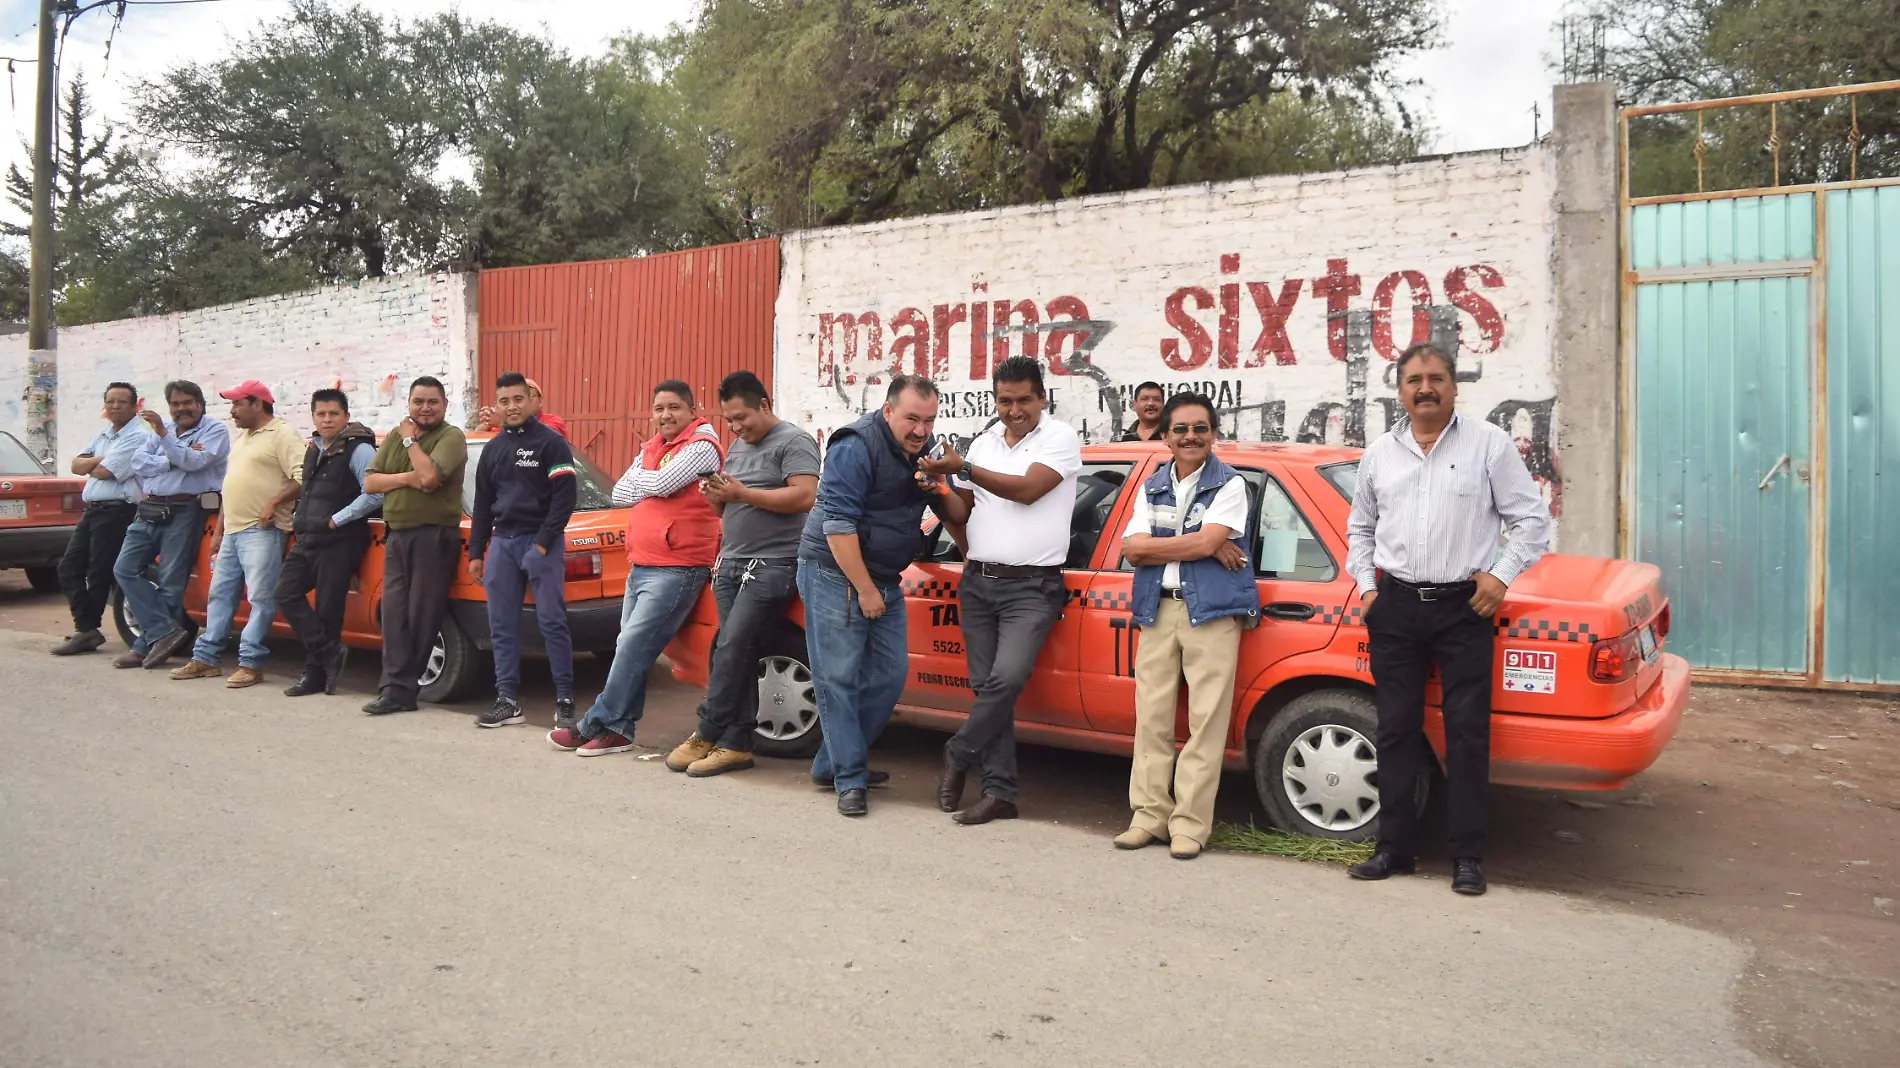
left=58, top=502, right=136, bottom=633
left=378, top=526, right=462, bottom=704
left=277, top=532, right=370, bottom=674
left=1366, top=577, right=1494, bottom=861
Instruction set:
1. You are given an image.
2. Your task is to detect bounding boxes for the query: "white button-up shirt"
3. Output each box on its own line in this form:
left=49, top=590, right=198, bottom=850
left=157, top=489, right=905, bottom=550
left=955, top=416, right=1083, bottom=567
left=1345, top=413, right=1551, bottom=595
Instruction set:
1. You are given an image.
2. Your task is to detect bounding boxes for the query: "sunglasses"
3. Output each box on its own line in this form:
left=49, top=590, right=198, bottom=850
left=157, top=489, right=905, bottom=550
left=1169, top=422, right=1213, bottom=436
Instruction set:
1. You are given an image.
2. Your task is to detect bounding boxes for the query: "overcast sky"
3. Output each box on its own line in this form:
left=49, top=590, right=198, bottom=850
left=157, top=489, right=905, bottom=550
left=0, top=0, right=1568, bottom=228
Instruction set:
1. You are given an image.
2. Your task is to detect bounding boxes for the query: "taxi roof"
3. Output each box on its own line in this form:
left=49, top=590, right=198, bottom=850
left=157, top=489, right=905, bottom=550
left=1082, top=439, right=1364, bottom=465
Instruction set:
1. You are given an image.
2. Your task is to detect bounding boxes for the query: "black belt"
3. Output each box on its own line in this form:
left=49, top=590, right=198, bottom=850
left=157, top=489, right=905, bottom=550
left=971, top=561, right=1061, bottom=579
left=1160, top=587, right=1186, bottom=600
left=1381, top=575, right=1476, bottom=602
left=85, top=499, right=134, bottom=510
left=146, top=493, right=197, bottom=504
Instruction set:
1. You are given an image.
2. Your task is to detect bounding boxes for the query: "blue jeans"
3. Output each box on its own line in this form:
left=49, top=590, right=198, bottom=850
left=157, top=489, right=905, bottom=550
left=112, top=502, right=204, bottom=654
left=800, top=560, right=907, bottom=794
left=190, top=526, right=287, bottom=669
left=577, top=565, right=709, bottom=741
left=482, top=535, right=575, bottom=702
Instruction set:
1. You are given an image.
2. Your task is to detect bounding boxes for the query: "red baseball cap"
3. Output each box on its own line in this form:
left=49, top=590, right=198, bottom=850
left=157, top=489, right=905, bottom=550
left=219, top=380, right=275, bottom=404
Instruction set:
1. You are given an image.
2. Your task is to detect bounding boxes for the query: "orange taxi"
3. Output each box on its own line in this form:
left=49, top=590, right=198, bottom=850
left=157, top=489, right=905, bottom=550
left=0, top=430, right=84, bottom=593
left=110, top=431, right=632, bottom=702
left=664, top=440, right=1689, bottom=840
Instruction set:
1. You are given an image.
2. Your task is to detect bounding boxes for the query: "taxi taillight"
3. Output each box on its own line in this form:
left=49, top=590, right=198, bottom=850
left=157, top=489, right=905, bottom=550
left=1655, top=604, right=1671, bottom=640
left=1589, top=632, right=1642, bottom=683
left=564, top=550, right=602, bottom=581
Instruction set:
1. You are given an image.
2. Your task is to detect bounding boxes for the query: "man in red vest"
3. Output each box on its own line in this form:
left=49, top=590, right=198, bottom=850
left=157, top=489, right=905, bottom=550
left=549, top=379, right=722, bottom=755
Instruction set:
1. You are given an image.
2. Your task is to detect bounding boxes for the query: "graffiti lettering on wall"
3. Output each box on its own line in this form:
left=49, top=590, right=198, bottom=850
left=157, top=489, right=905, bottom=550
left=794, top=255, right=1557, bottom=519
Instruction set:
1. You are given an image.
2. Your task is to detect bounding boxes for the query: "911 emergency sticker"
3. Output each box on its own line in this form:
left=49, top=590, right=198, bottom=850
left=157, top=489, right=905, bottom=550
left=1502, top=649, right=1557, bottom=694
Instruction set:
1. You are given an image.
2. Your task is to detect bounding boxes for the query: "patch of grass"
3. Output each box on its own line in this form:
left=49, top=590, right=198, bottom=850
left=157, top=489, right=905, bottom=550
left=1209, top=821, right=1374, bottom=865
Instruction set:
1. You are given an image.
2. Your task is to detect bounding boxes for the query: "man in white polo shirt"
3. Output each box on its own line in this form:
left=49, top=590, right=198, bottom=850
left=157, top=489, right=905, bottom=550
left=919, top=356, right=1082, bottom=826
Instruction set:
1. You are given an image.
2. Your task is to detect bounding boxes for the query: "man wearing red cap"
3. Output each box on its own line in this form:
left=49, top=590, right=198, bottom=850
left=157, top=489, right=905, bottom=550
left=169, top=381, right=306, bottom=689
left=472, top=378, right=568, bottom=440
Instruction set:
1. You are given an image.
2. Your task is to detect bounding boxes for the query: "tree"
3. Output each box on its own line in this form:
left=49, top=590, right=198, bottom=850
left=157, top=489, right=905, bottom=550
left=133, top=0, right=552, bottom=279
left=0, top=74, right=131, bottom=319
left=685, top=0, right=1438, bottom=229
left=1569, top=0, right=1900, bottom=196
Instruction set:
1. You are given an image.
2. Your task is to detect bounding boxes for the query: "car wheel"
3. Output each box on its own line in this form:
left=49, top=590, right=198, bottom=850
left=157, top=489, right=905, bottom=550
left=108, top=581, right=198, bottom=651
left=417, top=615, right=485, bottom=704
left=25, top=565, right=58, bottom=593
left=752, top=625, right=822, bottom=760
left=1253, top=689, right=1427, bottom=842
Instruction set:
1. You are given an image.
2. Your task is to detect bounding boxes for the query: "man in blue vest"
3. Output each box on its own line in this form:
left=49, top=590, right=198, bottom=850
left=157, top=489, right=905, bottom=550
left=1113, top=392, right=1259, bottom=859
left=797, top=375, right=968, bottom=817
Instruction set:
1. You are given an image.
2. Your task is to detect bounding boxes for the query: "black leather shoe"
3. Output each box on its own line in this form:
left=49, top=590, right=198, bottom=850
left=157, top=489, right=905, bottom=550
left=936, top=746, right=969, bottom=813
left=283, top=672, right=326, bottom=697
left=837, top=788, right=868, bottom=817
left=141, top=627, right=190, bottom=669
left=361, top=695, right=417, bottom=716
left=1348, top=850, right=1417, bottom=881
left=1451, top=858, right=1487, bottom=896
left=321, top=647, right=348, bottom=695
left=812, top=770, right=889, bottom=790
left=952, top=794, right=1019, bottom=826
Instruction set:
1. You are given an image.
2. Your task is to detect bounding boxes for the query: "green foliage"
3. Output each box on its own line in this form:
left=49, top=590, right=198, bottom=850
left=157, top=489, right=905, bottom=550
left=683, top=0, right=1438, bottom=228
left=1574, top=0, right=1900, bottom=196
left=18, top=0, right=1444, bottom=324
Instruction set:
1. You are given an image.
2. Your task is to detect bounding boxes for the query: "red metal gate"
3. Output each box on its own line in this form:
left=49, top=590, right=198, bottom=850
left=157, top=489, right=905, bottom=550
left=477, top=239, right=780, bottom=476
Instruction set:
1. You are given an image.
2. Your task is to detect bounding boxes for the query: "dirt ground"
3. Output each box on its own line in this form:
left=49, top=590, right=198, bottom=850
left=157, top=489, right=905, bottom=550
left=3, top=570, right=1894, bottom=1067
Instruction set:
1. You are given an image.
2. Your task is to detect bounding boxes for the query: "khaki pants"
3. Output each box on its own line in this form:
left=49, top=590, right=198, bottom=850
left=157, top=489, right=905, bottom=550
left=1128, top=599, right=1243, bottom=845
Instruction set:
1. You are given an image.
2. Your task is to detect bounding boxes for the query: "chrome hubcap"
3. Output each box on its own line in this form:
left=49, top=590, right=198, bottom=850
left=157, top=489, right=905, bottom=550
left=1281, top=723, right=1380, bottom=832
left=418, top=633, right=447, bottom=687
left=754, top=655, right=818, bottom=741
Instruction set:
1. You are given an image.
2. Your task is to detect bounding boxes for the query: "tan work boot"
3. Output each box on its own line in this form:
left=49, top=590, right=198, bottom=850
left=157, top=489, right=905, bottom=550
left=170, top=660, right=221, bottom=681
left=1169, top=836, right=1203, bottom=860
left=1113, top=827, right=1162, bottom=850
left=686, top=747, right=756, bottom=778
left=665, top=733, right=716, bottom=772
left=226, top=667, right=264, bottom=689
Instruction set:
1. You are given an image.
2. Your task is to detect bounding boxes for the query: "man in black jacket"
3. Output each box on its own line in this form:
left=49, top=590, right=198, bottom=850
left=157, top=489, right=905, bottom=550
left=278, top=390, right=382, bottom=697
left=468, top=371, right=580, bottom=729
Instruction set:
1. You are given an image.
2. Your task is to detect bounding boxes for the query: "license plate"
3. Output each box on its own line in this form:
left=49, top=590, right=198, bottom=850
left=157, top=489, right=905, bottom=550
left=0, top=499, right=25, bottom=519
left=1638, top=623, right=1659, bottom=660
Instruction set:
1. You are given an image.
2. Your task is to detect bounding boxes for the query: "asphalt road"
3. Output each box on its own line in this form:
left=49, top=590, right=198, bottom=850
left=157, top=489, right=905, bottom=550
left=0, top=619, right=1772, bottom=1068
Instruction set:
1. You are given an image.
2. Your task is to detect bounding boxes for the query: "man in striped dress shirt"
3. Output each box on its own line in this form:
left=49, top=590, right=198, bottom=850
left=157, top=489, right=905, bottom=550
left=1344, top=343, right=1550, bottom=896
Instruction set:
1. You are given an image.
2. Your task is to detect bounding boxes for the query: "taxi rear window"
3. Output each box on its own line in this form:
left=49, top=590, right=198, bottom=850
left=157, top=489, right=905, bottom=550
left=1319, top=461, right=1358, bottom=501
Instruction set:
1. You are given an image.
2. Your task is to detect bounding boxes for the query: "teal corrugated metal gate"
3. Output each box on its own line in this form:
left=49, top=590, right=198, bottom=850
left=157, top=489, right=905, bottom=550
left=1824, top=187, right=1900, bottom=685
left=1630, top=194, right=1816, bottom=675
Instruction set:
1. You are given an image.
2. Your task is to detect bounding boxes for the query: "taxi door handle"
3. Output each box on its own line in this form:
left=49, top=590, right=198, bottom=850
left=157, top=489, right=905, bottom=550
left=1263, top=602, right=1317, bottom=620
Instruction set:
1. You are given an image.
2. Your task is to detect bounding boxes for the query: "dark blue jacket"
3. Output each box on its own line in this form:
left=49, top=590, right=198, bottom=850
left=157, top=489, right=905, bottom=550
left=468, top=417, right=579, bottom=561
left=799, top=411, right=938, bottom=586
left=1129, top=454, right=1261, bottom=628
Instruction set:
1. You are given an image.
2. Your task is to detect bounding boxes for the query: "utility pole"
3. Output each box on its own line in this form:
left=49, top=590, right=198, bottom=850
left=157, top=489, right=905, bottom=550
left=27, top=0, right=58, bottom=350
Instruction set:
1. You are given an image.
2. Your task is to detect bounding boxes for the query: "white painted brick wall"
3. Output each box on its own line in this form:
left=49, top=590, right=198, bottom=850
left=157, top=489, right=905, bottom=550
left=0, top=272, right=478, bottom=465
left=776, top=147, right=1567, bottom=536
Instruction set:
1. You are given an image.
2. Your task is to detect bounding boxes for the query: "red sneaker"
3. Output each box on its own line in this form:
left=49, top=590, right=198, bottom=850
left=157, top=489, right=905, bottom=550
left=577, top=730, right=635, bottom=757
left=547, top=727, right=585, bottom=751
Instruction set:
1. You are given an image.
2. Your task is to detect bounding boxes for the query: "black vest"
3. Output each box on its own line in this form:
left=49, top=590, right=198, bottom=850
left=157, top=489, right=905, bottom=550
left=293, top=423, right=377, bottom=545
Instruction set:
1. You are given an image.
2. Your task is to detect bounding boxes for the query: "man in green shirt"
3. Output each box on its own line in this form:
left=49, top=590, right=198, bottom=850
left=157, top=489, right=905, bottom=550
left=360, top=375, right=468, bottom=715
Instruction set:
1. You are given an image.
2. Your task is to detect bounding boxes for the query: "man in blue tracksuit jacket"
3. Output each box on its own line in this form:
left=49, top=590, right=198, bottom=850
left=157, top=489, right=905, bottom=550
left=467, top=371, right=580, bottom=730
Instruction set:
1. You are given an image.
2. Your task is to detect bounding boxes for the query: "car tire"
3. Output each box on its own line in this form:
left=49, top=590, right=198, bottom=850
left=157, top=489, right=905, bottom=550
left=417, top=615, right=486, bottom=705
left=1253, top=688, right=1427, bottom=842
left=108, top=581, right=199, bottom=651
left=751, top=623, right=823, bottom=760
left=25, top=565, right=58, bottom=593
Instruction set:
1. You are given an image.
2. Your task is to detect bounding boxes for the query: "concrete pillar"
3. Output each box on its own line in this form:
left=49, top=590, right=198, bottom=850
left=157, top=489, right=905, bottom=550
left=1550, top=82, right=1621, bottom=558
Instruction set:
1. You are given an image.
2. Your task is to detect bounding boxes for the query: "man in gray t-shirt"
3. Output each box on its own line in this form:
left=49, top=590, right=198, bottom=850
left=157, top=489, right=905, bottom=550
left=665, top=371, right=822, bottom=778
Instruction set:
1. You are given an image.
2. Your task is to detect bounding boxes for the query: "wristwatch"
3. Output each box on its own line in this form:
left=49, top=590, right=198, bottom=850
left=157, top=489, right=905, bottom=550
left=956, top=460, right=974, bottom=482
left=402, top=436, right=417, bottom=448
